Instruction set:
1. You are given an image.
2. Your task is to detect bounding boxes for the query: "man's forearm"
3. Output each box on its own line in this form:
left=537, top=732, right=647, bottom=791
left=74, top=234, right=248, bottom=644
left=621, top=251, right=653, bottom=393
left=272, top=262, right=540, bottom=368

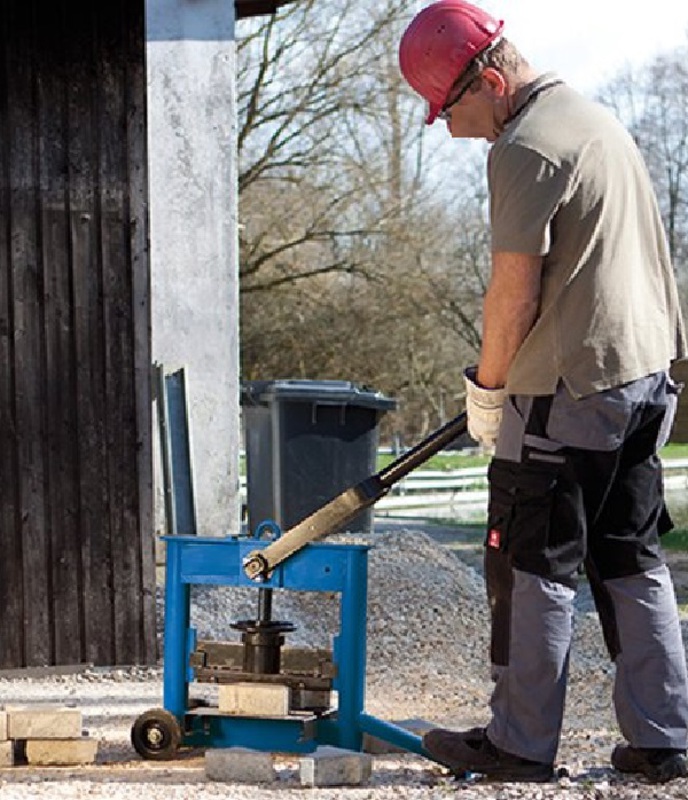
left=478, top=288, right=539, bottom=388
left=477, top=252, right=543, bottom=389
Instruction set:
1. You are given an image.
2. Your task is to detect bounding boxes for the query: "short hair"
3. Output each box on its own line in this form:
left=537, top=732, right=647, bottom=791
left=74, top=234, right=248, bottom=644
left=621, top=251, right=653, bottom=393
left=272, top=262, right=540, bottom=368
left=482, top=38, right=530, bottom=74
left=457, top=38, right=529, bottom=97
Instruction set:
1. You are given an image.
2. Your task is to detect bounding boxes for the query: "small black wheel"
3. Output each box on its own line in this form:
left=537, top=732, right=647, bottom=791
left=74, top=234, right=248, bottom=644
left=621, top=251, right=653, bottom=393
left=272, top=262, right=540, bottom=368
left=131, top=708, right=182, bottom=760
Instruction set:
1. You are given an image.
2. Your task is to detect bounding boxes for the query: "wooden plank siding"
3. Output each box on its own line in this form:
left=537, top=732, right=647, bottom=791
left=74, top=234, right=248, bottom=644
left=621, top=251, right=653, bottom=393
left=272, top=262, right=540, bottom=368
left=0, top=0, right=156, bottom=668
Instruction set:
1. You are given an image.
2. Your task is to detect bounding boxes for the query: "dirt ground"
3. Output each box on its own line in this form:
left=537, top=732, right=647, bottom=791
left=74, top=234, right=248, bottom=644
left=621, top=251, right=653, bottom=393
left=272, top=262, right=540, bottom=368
left=3, top=522, right=688, bottom=799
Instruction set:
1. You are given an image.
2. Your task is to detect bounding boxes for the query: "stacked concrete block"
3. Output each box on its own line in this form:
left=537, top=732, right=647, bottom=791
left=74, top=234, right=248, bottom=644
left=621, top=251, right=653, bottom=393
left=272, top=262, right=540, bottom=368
left=1, top=705, right=98, bottom=767
left=299, top=746, right=372, bottom=787
left=206, top=747, right=277, bottom=783
left=0, top=711, right=12, bottom=767
left=24, top=738, right=98, bottom=766
left=206, top=744, right=372, bottom=787
left=218, top=683, right=290, bottom=717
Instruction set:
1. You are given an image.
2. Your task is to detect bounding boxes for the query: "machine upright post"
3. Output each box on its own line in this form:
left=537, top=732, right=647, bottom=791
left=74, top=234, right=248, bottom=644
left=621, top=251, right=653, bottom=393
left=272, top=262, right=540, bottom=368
left=334, top=547, right=369, bottom=750
left=162, top=539, right=191, bottom=719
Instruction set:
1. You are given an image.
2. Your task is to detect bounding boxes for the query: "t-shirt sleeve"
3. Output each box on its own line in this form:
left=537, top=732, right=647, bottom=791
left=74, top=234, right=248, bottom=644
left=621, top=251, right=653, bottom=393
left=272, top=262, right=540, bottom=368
left=488, top=143, right=571, bottom=255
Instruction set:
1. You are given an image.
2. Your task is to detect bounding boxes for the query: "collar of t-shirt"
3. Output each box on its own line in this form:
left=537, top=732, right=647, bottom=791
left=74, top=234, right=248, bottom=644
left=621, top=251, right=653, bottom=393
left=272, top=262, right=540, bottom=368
left=504, top=71, right=564, bottom=126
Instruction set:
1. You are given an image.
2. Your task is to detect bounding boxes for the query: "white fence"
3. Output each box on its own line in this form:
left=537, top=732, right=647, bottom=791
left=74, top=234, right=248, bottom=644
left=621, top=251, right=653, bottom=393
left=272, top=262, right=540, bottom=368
left=239, top=458, right=688, bottom=521
left=375, top=458, right=688, bottom=518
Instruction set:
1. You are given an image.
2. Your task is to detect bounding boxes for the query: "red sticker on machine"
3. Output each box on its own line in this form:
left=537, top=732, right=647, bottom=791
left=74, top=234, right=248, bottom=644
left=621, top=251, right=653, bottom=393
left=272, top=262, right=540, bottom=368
left=488, top=528, right=501, bottom=548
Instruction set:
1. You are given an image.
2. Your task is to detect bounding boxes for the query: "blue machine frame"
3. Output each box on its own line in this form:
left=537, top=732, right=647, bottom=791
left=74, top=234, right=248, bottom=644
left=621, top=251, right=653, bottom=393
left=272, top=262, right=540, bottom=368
left=161, top=533, right=429, bottom=756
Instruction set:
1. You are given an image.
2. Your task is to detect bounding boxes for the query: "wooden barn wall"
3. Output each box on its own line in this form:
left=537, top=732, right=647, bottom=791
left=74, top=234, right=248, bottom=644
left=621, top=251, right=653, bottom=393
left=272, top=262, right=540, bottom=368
left=0, top=0, right=156, bottom=667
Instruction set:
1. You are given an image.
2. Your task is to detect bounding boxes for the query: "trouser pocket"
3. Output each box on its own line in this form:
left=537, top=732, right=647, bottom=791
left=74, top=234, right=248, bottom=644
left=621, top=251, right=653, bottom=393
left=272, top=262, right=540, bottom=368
left=486, top=458, right=517, bottom=552
left=487, top=453, right=585, bottom=587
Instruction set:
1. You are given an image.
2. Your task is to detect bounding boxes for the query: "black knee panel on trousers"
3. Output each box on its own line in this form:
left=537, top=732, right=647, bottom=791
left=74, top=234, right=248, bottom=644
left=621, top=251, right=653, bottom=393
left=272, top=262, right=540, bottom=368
left=487, top=439, right=670, bottom=588
left=486, top=454, right=585, bottom=588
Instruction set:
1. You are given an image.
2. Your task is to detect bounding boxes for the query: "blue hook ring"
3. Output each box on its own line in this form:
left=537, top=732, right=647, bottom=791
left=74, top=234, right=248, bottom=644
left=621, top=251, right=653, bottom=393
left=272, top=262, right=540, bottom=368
left=252, top=519, right=282, bottom=540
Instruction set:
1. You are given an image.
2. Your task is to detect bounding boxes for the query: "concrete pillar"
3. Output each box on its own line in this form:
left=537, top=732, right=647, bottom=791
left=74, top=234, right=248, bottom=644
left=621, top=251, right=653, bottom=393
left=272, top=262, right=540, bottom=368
left=146, top=0, right=241, bottom=536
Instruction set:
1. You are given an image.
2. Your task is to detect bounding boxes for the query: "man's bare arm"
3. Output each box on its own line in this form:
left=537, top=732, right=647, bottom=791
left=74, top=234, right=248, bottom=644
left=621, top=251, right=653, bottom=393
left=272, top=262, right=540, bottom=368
left=477, top=251, right=543, bottom=389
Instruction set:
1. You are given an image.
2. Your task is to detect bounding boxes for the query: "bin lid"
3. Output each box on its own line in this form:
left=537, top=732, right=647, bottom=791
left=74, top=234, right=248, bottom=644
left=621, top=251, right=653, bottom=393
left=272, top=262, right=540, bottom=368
left=241, top=379, right=397, bottom=410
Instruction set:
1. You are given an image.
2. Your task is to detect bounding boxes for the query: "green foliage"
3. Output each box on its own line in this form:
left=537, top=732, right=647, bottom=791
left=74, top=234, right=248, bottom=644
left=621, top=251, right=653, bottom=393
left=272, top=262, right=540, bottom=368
left=377, top=449, right=490, bottom=471
left=662, top=529, right=688, bottom=550
left=661, top=443, right=688, bottom=459
left=376, top=443, right=688, bottom=472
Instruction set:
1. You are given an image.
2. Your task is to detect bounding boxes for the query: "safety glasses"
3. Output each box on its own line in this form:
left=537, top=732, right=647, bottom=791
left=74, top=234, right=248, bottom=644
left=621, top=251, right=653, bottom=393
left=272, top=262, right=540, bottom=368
left=438, top=72, right=481, bottom=122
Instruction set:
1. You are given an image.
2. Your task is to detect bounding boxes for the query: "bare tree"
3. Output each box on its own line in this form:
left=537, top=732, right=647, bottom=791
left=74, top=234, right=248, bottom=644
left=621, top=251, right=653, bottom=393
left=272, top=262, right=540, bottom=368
left=596, top=47, right=688, bottom=277
left=236, top=0, right=492, bottom=438
left=236, top=0, right=425, bottom=293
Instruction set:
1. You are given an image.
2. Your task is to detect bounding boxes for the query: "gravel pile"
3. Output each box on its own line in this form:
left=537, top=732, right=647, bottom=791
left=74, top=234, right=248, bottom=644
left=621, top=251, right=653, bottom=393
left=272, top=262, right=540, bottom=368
left=181, top=530, right=491, bottom=685
left=1, top=527, right=687, bottom=799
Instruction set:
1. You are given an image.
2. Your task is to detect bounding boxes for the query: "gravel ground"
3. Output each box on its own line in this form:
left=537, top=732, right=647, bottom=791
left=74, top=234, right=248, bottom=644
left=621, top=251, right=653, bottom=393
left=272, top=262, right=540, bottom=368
left=1, top=525, right=688, bottom=799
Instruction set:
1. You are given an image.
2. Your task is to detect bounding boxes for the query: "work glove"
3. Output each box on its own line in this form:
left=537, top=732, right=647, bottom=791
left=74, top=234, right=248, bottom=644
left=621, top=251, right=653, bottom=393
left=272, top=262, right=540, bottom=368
left=463, top=366, right=506, bottom=449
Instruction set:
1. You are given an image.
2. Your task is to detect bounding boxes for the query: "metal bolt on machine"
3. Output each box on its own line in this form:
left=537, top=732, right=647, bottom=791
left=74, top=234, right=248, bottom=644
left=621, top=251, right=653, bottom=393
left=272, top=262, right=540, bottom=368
left=131, top=398, right=467, bottom=762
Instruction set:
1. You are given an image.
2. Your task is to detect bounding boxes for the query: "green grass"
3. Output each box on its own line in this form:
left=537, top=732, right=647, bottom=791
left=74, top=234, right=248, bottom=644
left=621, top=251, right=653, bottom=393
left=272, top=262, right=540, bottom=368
left=376, top=442, right=688, bottom=472
left=662, top=528, right=688, bottom=550
left=376, top=450, right=490, bottom=471
left=241, top=442, right=688, bottom=552
left=241, top=442, right=688, bottom=477
left=660, top=443, right=688, bottom=459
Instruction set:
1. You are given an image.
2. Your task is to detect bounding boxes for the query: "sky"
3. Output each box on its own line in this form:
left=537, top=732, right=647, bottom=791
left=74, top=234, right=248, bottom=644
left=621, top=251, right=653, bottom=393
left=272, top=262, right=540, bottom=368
left=479, top=0, right=688, bottom=94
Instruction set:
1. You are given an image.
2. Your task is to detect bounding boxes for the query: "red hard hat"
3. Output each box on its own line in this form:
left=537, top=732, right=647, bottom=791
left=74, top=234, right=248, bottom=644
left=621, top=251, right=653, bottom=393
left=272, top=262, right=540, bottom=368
left=399, top=0, right=504, bottom=124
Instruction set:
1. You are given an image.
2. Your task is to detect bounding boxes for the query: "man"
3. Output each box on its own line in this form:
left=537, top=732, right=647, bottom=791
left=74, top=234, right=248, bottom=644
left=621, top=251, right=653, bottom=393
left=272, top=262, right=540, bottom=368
left=399, top=0, right=688, bottom=785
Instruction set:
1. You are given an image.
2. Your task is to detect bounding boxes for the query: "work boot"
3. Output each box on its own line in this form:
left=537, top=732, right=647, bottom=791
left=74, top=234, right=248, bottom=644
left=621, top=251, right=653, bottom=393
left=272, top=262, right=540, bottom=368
left=422, top=727, right=553, bottom=782
left=611, top=743, right=688, bottom=783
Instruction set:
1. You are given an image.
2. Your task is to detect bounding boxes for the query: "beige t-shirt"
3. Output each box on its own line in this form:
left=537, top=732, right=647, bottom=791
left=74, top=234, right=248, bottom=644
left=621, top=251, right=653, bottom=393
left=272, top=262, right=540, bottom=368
left=488, top=74, right=686, bottom=397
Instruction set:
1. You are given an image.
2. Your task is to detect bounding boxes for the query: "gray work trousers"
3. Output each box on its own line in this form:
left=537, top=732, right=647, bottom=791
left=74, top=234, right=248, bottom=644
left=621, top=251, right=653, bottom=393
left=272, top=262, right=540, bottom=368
left=484, top=372, right=688, bottom=763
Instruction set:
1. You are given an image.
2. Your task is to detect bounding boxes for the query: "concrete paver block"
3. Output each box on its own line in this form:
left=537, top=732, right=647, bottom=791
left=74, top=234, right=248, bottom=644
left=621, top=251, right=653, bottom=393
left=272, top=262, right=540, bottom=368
left=0, top=741, right=14, bottom=767
left=7, top=706, right=82, bottom=740
left=363, top=718, right=435, bottom=755
left=218, top=683, right=290, bottom=717
left=25, top=737, right=98, bottom=766
left=299, top=745, right=372, bottom=787
left=0, top=711, right=7, bottom=741
left=206, top=747, right=276, bottom=783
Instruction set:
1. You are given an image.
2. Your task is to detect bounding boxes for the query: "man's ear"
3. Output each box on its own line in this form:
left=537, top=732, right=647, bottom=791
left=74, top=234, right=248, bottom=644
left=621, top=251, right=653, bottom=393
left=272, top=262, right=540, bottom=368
left=481, top=67, right=508, bottom=97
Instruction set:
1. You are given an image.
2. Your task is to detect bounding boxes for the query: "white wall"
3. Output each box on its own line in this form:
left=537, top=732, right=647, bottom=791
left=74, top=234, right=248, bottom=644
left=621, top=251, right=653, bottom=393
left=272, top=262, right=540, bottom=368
left=146, top=0, right=241, bottom=536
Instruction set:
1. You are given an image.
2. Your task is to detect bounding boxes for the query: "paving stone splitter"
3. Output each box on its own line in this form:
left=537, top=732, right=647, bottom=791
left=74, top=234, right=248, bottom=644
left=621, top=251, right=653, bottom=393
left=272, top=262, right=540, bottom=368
left=131, top=411, right=468, bottom=761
